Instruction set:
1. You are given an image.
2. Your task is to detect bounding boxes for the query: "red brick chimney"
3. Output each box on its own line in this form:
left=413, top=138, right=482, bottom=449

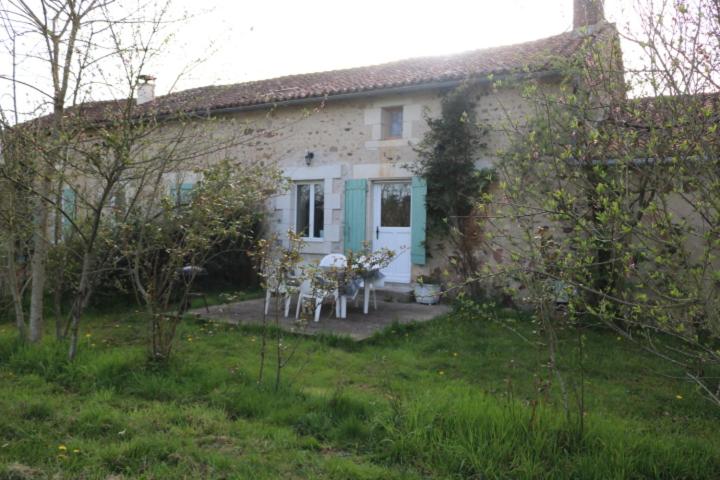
left=574, top=0, right=605, bottom=29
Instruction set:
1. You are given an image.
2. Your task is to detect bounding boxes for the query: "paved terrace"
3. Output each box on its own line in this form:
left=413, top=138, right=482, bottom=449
left=192, top=297, right=451, bottom=340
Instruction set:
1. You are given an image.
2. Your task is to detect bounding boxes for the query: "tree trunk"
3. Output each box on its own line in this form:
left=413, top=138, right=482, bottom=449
left=67, top=251, right=94, bottom=360
left=53, top=177, right=66, bottom=339
left=28, top=179, right=51, bottom=342
left=6, top=237, right=28, bottom=340
left=54, top=272, right=66, bottom=339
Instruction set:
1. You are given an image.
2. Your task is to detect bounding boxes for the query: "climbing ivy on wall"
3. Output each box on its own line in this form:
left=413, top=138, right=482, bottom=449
left=412, top=83, right=494, bottom=297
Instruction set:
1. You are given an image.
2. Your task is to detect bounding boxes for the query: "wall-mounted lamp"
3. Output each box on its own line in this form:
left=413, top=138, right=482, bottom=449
left=304, top=151, right=314, bottom=166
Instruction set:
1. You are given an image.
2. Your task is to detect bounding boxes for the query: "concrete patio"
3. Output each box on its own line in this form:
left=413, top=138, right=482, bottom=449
left=191, top=297, right=451, bottom=340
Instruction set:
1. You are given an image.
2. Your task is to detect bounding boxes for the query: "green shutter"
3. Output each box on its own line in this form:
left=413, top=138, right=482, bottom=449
left=62, top=187, right=76, bottom=229
left=344, top=179, right=367, bottom=254
left=171, top=182, right=194, bottom=205
left=179, top=183, right=194, bottom=205
left=410, top=176, right=427, bottom=265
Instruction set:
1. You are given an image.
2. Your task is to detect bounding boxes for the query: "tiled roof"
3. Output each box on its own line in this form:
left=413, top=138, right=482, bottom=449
left=37, top=23, right=617, bottom=124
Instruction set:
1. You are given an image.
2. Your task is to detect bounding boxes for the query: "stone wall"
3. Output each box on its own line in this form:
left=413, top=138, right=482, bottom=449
left=189, top=84, right=540, bottom=276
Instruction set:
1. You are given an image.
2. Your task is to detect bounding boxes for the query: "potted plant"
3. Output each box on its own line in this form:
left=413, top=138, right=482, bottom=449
left=413, top=273, right=442, bottom=305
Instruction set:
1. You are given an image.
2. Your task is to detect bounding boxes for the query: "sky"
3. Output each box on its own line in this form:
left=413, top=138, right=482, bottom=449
left=151, top=0, right=632, bottom=96
left=1, top=0, right=638, bottom=120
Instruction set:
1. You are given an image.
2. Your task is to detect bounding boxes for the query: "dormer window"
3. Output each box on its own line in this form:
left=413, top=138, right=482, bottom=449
left=382, top=106, right=403, bottom=139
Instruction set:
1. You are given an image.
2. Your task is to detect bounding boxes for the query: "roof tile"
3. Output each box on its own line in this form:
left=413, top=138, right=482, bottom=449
left=36, top=23, right=616, bottom=124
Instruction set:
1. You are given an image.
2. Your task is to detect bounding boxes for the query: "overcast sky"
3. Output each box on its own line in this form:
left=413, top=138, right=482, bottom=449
left=151, top=0, right=632, bottom=95
left=1, top=0, right=640, bottom=120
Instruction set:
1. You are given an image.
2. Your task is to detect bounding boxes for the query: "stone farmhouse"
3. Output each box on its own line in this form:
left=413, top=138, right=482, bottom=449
left=68, top=0, right=620, bottom=286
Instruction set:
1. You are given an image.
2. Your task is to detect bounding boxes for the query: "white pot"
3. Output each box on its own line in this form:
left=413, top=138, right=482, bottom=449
left=413, top=283, right=441, bottom=305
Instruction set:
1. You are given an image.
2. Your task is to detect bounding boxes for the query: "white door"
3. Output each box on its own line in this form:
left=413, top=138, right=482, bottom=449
left=372, top=182, right=412, bottom=284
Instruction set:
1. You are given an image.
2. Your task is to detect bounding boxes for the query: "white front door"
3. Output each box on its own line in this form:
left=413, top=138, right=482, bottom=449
left=372, top=182, right=412, bottom=283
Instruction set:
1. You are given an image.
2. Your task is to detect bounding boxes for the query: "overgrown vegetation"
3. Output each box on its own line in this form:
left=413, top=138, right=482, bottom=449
left=412, top=83, right=494, bottom=297
left=0, top=303, right=718, bottom=478
left=0, top=1, right=283, bottom=362
left=492, top=0, right=720, bottom=408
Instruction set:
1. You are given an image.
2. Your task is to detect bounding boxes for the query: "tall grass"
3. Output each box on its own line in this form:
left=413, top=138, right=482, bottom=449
left=373, top=385, right=718, bottom=478
left=1, top=308, right=719, bottom=478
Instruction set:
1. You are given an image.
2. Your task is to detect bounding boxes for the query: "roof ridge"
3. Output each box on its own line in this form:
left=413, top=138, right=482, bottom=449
left=24, top=23, right=617, bottom=125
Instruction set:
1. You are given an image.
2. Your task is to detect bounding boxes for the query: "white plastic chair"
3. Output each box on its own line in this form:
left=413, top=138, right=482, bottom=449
left=353, top=256, right=385, bottom=314
left=294, top=254, right=348, bottom=321
left=295, top=277, right=336, bottom=322
left=319, top=253, right=347, bottom=269
left=320, top=253, right=349, bottom=318
left=355, top=276, right=383, bottom=313
left=264, top=275, right=295, bottom=318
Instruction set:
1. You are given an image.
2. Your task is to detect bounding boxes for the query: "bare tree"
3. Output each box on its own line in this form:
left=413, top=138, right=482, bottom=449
left=0, top=0, right=112, bottom=342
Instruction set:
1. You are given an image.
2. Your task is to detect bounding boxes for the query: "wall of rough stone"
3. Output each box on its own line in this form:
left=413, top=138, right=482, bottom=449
left=157, top=81, right=544, bottom=281
left=42, top=78, right=547, bottom=288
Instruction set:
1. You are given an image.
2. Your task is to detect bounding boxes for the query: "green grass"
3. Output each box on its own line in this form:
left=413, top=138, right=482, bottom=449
left=0, top=301, right=718, bottom=479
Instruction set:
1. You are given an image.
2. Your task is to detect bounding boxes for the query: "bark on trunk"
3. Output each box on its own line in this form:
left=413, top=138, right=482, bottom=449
left=53, top=179, right=65, bottom=339
left=6, top=238, right=28, bottom=340
left=28, top=180, right=51, bottom=342
left=67, top=252, right=94, bottom=360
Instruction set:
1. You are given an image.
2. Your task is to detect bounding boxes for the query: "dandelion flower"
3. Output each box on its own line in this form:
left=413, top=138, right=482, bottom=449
left=676, top=394, right=683, bottom=400
left=58, top=445, right=67, bottom=451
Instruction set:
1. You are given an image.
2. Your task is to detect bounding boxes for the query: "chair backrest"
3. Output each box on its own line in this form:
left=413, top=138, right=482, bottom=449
left=319, top=253, right=347, bottom=268
left=298, top=279, right=313, bottom=295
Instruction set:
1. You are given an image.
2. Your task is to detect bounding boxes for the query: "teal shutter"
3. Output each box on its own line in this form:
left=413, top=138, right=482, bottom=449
left=179, top=183, right=194, bottom=205
left=62, top=187, right=76, bottom=230
left=410, top=176, right=427, bottom=265
left=344, top=179, right=367, bottom=254
left=171, top=182, right=194, bottom=205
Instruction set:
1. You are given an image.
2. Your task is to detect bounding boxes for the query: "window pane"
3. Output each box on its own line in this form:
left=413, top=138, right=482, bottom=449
left=296, top=184, right=310, bottom=237
left=313, top=182, right=324, bottom=238
left=382, top=107, right=403, bottom=139
left=389, top=109, right=403, bottom=138
left=179, top=183, right=193, bottom=205
left=380, top=183, right=411, bottom=227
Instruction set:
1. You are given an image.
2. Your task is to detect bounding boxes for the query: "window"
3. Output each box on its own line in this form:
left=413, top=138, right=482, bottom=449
left=170, top=182, right=194, bottom=206
left=382, top=106, right=404, bottom=139
left=296, top=182, right=324, bottom=239
left=61, top=187, right=76, bottom=235
left=380, top=183, right=411, bottom=227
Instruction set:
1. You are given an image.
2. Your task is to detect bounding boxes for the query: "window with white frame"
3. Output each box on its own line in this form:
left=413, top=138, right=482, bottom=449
left=295, top=181, right=324, bottom=239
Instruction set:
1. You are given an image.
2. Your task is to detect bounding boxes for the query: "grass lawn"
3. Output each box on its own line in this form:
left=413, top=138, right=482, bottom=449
left=0, top=298, right=718, bottom=479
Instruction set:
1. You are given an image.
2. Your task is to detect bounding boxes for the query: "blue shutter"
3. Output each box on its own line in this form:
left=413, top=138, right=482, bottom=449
left=179, top=183, right=194, bottom=204
left=410, top=176, right=427, bottom=265
left=344, top=179, right=367, bottom=254
left=171, top=182, right=194, bottom=205
left=62, top=187, right=76, bottom=230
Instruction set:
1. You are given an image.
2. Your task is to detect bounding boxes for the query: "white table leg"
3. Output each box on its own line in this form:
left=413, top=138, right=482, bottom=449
left=363, top=285, right=370, bottom=314
left=284, top=295, right=291, bottom=318
left=341, top=295, right=347, bottom=318
left=314, top=298, right=322, bottom=322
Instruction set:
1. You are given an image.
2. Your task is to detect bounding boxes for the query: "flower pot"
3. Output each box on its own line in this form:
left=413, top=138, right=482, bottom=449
left=413, top=283, right=441, bottom=305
